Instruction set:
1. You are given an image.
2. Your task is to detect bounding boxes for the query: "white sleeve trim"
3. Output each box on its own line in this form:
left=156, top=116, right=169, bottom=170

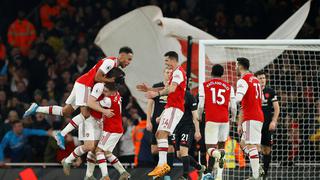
left=236, top=79, right=248, bottom=103
left=100, top=97, right=112, bottom=108
left=171, top=69, right=184, bottom=85
left=99, top=59, right=115, bottom=74
left=91, top=83, right=104, bottom=99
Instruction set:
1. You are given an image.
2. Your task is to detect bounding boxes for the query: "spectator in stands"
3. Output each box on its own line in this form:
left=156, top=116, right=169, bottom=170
left=0, top=37, right=6, bottom=61
left=31, top=113, right=52, bottom=162
left=44, top=132, right=81, bottom=163
left=7, top=11, right=36, bottom=56
left=40, top=0, right=60, bottom=30
left=0, top=120, right=53, bottom=164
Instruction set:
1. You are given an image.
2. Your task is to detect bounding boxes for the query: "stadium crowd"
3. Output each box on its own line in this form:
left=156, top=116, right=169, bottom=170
left=0, top=0, right=319, bottom=166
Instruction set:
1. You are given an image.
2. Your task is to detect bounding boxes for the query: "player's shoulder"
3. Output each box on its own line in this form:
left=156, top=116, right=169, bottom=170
left=152, top=82, right=165, bottom=88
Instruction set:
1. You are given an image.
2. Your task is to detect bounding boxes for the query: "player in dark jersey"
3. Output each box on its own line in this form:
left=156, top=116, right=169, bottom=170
left=146, top=68, right=174, bottom=180
left=173, top=90, right=205, bottom=180
left=255, top=71, right=280, bottom=180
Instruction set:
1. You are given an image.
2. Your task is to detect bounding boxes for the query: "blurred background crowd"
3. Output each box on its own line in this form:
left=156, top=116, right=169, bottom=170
left=0, top=0, right=319, bottom=166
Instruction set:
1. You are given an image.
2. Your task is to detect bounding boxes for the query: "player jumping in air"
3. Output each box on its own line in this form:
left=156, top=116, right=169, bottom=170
left=23, top=47, right=133, bottom=149
left=236, top=57, right=265, bottom=180
left=255, top=71, right=280, bottom=180
left=198, top=64, right=237, bottom=180
left=137, top=51, right=186, bottom=178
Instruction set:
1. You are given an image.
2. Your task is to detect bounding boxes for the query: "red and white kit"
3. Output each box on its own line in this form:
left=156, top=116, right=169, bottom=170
left=199, top=78, right=235, bottom=144
left=158, top=66, right=186, bottom=134
left=65, top=57, right=118, bottom=109
left=98, top=92, right=124, bottom=152
left=237, top=73, right=264, bottom=144
left=78, top=83, right=105, bottom=141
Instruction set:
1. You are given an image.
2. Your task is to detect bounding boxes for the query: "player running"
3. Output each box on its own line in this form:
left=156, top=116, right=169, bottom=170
left=23, top=47, right=133, bottom=149
left=236, top=57, right=265, bottom=180
left=138, top=51, right=187, bottom=178
left=173, top=90, right=205, bottom=180
left=255, top=71, right=280, bottom=180
left=145, top=68, right=175, bottom=180
left=198, top=64, right=237, bottom=180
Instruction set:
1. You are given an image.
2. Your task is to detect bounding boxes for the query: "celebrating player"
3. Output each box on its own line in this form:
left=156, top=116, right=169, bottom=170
left=60, top=68, right=126, bottom=178
left=138, top=51, right=186, bottom=178
left=173, top=90, right=205, bottom=180
left=236, top=57, right=264, bottom=179
left=23, top=47, right=133, bottom=149
left=255, top=71, right=280, bottom=180
left=94, top=84, right=130, bottom=180
left=198, top=64, right=237, bottom=180
left=145, top=68, right=175, bottom=179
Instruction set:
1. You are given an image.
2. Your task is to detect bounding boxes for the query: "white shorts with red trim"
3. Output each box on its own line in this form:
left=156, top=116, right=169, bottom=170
left=205, top=122, right=229, bottom=144
left=65, top=82, right=91, bottom=109
left=98, top=131, right=123, bottom=152
left=78, top=116, right=102, bottom=141
left=241, top=120, right=263, bottom=144
left=157, top=107, right=184, bottom=135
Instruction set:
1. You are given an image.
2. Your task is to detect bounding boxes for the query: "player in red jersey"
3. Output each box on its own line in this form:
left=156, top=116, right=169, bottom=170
left=23, top=47, right=133, bottom=149
left=60, top=69, right=128, bottom=178
left=236, top=57, right=264, bottom=179
left=198, top=64, right=237, bottom=180
left=138, top=51, right=187, bottom=178
left=94, top=89, right=130, bottom=180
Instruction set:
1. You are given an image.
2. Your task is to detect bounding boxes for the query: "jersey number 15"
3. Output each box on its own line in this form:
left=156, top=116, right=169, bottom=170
left=210, top=88, right=226, bottom=105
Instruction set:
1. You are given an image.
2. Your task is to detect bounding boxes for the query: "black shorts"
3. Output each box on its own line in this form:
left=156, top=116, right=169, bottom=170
left=172, top=126, right=195, bottom=150
left=151, top=121, right=174, bottom=145
left=261, top=122, right=273, bottom=146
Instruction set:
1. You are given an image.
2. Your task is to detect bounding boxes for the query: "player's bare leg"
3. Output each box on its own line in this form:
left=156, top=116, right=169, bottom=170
left=148, top=130, right=171, bottom=178
left=240, top=141, right=264, bottom=179
left=261, top=145, right=272, bottom=179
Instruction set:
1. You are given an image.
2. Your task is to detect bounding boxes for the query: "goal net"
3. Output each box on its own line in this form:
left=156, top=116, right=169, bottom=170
left=198, top=40, right=320, bottom=179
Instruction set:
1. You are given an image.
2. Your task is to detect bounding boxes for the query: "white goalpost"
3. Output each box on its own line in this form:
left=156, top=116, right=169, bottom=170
left=198, top=40, right=320, bottom=179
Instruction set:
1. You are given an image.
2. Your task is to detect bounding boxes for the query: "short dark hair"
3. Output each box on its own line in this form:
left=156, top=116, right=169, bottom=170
left=255, top=70, right=266, bottom=77
left=106, top=67, right=125, bottom=85
left=119, top=46, right=133, bottom=54
left=211, top=64, right=224, bottom=77
left=164, top=51, right=179, bottom=61
left=237, top=57, right=250, bottom=70
left=12, top=120, right=22, bottom=126
left=104, top=82, right=118, bottom=91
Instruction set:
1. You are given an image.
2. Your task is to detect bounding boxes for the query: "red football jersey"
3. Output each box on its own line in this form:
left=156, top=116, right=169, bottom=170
left=203, top=78, right=232, bottom=123
left=89, top=83, right=105, bottom=119
left=237, top=73, right=264, bottom=122
left=101, top=92, right=123, bottom=133
left=76, top=57, right=117, bottom=88
left=165, top=66, right=187, bottom=112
